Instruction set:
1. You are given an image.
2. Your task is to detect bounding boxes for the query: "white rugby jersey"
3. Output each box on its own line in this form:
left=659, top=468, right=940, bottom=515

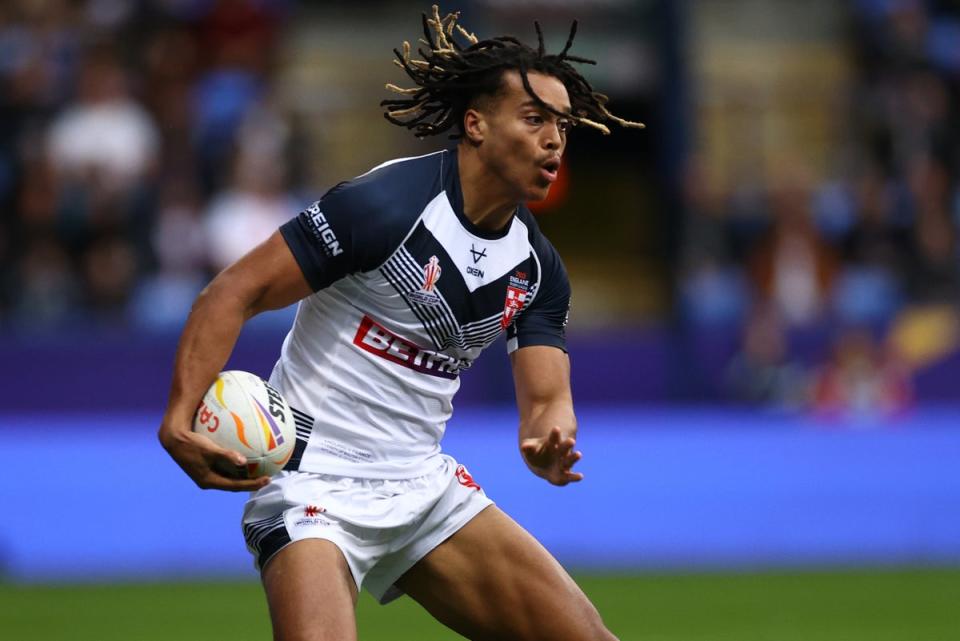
left=270, top=149, right=570, bottom=479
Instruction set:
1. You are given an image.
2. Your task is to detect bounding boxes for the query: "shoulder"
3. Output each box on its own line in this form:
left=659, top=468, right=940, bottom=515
left=282, top=150, right=450, bottom=285
left=514, top=205, right=566, bottom=278
left=326, top=149, right=447, bottom=220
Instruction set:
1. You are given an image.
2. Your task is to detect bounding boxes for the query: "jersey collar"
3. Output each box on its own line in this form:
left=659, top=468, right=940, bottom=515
left=445, top=148, right=515, bottom=241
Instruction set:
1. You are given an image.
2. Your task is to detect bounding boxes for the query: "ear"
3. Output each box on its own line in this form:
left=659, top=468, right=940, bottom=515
left=462, top=108, right=486, bottom=145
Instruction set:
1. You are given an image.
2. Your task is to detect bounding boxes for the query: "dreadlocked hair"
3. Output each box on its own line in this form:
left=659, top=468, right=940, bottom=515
left=382, top=5, right=645, bottom=138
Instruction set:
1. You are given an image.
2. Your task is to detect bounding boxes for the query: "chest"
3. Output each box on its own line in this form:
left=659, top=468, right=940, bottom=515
left=376, top=221, right=541, bottom=352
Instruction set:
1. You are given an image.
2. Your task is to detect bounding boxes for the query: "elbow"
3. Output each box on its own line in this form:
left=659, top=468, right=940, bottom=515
left=190, top=271, right=258, bottom=320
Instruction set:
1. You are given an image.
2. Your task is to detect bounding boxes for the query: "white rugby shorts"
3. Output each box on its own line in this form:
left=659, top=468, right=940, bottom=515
left=241, top=454, right=493, bottom=604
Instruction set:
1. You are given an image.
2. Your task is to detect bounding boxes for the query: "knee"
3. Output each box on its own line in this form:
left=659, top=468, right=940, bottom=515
left=596, top=628, right=620, bottom=641
left=587, top=615, right=619, bottom=641
left=274, top=629, right=352, bottom=641
left=578, top=603, right=619, bottom=641
left=542, top=606, right=618, bottom=641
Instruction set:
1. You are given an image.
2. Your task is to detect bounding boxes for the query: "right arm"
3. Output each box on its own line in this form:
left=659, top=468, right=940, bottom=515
left=158, top=231, right=312, bottom=491
left=163, top=157, right=431, bottom=489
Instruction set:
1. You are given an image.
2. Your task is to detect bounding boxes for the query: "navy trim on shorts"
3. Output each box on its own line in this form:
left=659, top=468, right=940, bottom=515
left=283, top=406, right=314, bottom=472
left=257, top=526, right=293, bottom=571
left=243, top=513, right=290, bottom=571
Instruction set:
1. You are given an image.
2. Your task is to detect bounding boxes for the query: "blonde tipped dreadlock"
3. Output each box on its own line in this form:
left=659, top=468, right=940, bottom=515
left=382, top=5, right=645, bottom=138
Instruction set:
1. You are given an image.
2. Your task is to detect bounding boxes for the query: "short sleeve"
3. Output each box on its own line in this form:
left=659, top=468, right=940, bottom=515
left=280, top=153, right=444, bottom=292
left=506, top=248, right=571, bottom=353
left=280, top=182, right=397, bottom=291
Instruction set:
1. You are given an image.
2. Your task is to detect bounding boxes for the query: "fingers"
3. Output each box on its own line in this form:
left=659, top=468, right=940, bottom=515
left=210, top=444, right=247, bottom=468
left=520, top=441, right=543, bottom=467
left=547, top=468, right=585, bottom=486
left=551, top=426, right=582, bottom=485
left=561, top=449, right=582, bottom=470
left=521, top=426, right=586, bottom=486
left=197, top=471, right=271, bottom=492
left=555, top=449, right=583, bottom=485
left=165, top=429, right=271, bottom=492
left=522, top=428, right=578, bottom=460
left=548, top=426, right=563, bottom=446
left=520, top=439, right=541, bottom=455
left=190, top=431, right=246, bottom=467
left=548, top=427, right=576, bottom=456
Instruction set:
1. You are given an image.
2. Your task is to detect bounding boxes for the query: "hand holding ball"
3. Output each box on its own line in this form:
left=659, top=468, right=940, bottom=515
left=193, top=371, right=296, bottom=478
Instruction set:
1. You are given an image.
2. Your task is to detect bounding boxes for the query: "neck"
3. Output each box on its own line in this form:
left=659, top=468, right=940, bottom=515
left=457, top=144, right=519, bottom=232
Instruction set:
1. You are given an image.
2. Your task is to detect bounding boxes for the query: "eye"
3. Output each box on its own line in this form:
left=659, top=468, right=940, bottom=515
left=558, top=119, right=573, bottom=133
left=524, top=114, right=544, bottom=126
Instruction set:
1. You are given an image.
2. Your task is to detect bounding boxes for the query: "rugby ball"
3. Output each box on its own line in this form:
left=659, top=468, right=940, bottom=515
left=193, top=370, right=295, bottom=478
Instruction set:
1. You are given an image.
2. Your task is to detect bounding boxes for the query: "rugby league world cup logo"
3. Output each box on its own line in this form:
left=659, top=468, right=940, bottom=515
left=408, top=255, right=442, bottom=306
left=423, top=255, right=441, bottom=291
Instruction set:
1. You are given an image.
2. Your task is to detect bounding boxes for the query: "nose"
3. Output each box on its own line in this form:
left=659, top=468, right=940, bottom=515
left=543, top=122, right=562, bottom=151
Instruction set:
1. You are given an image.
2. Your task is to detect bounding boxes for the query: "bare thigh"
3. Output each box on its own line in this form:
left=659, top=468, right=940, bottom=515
left=395, top=506, right=618, bottom=641
left=261, top=539, right=359, bottom=641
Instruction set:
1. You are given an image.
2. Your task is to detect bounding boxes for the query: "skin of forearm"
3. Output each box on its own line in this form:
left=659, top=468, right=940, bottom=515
left=519, top=400, right=577, bottom=443
left=161, top=278, right=254, bottom=432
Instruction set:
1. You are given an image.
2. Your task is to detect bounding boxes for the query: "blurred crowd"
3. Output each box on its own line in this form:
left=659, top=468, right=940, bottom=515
left=680, top=0, right=960, bottom=413
left=2, top=1, right=959, bottom=412
left=0, top=0, right=299, bottom=330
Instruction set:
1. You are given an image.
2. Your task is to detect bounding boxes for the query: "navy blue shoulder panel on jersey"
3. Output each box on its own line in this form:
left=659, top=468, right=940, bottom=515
left=508, top=206, right=571, bottom=352
left=280, top=151, right=447, bottom=292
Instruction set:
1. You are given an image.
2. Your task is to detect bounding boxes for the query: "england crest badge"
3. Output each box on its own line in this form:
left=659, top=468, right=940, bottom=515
left=501, top=271, right=530, bottom=329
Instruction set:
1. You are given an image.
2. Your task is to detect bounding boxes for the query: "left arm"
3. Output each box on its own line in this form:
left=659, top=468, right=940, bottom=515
left=511, top=345, right=583, bottom=486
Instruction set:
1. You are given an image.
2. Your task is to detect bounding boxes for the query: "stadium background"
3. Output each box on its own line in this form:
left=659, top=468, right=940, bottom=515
left=1, top=0, right=959, bottom=639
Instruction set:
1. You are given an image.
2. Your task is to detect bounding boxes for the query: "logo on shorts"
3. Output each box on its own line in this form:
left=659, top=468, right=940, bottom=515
left=455, top=464, right=481, bottom=491
left=408, top=256, right=442, bottom=306
left=304, top=505, right=325, bottom=517
left=294, top=504, right=331, bottom=528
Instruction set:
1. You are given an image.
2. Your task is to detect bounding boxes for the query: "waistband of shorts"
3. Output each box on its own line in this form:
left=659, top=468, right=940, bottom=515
left=288, top=452, right=451, bottom=483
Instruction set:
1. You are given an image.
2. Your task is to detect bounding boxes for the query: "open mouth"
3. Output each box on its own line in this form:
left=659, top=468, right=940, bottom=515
left=540, top=158, right=561, bottom=183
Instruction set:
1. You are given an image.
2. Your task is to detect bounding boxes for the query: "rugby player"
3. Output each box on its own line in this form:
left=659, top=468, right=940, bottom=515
left=159, top=7, right=642, bottom=640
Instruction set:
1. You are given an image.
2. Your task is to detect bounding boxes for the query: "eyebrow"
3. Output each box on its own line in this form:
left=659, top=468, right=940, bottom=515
left=520, top=99, right=574, bottom=116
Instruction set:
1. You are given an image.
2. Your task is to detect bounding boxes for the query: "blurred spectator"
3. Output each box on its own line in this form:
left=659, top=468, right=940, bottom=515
left=142, top=24, right=198, bottom=177
left=47, top=52, right=158, bottom=191
left=748, top=165, right=839, bottom=328
left=678, top=155, right=749, bottom=327
left=203, top=147, right=297, bottom=272
left=0, top=0, right=297, bottom=330
left=190, top=0, right=285, bottom=193
left=13, top=233, right=79, bottom=328
left=0, top=0, right=956, bottom=412
left=811, top=327, right=912, bottom=421
left=81, top=233, right=138, bottom=320
left=725, top=305, right=809, bottom=408
left=130, top=177, right=208, bottom=330
left=832, top=166, right=906, bottom=326
left=152, top=177, right=209, bottom=275
left=906, top=206, right=960, bottom=304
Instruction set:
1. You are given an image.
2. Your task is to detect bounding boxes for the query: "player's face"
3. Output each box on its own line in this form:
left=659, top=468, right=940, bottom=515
left=479, top=70, right=572, bottom=202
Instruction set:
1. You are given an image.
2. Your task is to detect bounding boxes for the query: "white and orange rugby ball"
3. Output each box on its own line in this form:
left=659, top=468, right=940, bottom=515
left=192, top=370, right=295, bottom=478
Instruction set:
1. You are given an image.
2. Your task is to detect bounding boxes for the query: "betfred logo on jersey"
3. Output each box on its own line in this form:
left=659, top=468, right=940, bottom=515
left=353, top=315, right=463, bottom=379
